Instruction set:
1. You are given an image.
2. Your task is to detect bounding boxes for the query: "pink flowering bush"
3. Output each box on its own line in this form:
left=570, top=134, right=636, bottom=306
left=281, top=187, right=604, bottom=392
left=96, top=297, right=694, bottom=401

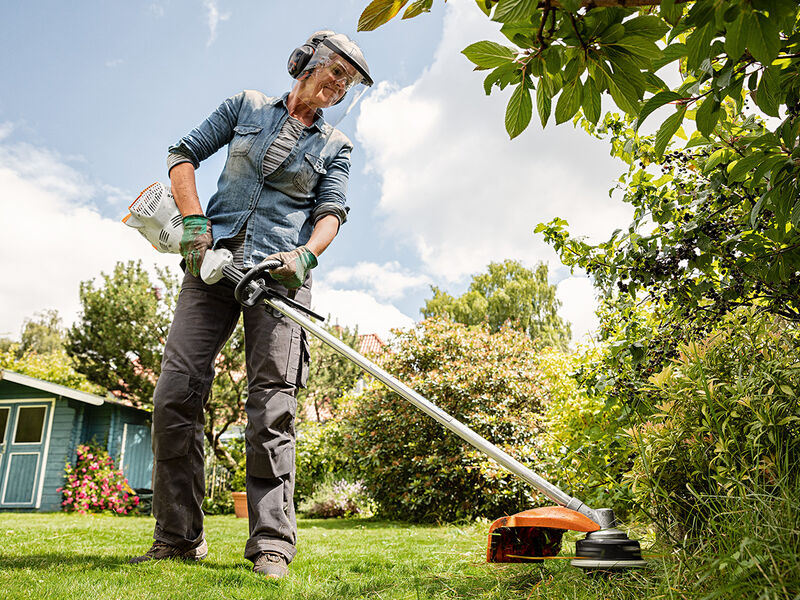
left=58, top=443, right=139, bottom=515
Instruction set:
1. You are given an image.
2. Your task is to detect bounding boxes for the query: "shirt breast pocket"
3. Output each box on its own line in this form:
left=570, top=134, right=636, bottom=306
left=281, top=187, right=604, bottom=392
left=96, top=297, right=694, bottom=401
left=293, top=153, right=327, bottom=194
left=230, top=124, right=263, bottom=156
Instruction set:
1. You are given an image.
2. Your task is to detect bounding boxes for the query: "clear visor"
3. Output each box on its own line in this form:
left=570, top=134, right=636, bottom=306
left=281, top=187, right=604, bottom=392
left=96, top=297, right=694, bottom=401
left=321, top=85, right=369, bottom=127
left=300, top=50, right=370, bottom=126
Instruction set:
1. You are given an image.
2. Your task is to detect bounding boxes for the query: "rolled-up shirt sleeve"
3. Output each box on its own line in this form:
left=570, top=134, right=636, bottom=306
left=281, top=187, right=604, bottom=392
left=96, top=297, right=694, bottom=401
left=167, top=91, right=246, bottom=171
left=312, top=141, right=352, bottom=226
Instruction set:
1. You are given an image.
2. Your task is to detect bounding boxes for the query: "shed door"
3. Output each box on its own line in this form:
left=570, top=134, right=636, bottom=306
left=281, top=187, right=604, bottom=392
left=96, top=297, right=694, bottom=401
left=0, top=401, right=53, bottom=508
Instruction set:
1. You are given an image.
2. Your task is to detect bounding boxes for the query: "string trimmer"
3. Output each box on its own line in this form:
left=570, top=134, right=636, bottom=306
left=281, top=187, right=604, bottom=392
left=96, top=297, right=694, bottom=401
left=124, top=182, right=647, bottom=572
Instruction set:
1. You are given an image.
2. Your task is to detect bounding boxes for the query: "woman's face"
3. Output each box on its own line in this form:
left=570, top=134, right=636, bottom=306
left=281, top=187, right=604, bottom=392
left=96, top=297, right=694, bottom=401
left=297, top=57, right=360, bottom=110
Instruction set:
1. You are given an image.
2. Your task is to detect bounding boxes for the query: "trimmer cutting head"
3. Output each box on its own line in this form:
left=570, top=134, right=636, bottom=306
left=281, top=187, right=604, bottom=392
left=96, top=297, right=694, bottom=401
left=487, top=506, right=646, bottom=572
left=487, top=506, right=599, bottom=562
left=571, top=528, right=647, bottom=572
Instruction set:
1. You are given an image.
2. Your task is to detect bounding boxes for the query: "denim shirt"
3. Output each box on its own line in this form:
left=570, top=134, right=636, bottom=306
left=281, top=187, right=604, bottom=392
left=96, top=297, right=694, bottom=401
left=168, top=90, right=352, bottom=267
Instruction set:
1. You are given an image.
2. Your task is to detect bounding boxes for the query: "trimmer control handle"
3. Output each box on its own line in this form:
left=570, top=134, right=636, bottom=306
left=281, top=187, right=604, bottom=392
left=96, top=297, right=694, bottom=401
left=232, top=259, right=325, bottom=321
left=233, top=259, right=281, bottom=306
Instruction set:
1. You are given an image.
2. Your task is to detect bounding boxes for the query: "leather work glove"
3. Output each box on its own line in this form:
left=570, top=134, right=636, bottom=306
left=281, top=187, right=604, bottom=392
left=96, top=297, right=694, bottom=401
left=266, top=246, right=318, bottom=289
left=180, top=215, right=213, bottom=277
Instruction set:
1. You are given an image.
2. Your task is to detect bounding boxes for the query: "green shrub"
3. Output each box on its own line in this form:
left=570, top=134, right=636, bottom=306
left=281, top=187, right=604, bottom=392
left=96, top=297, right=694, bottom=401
left=202, top=490, right=233, bottom=515
left=626, top=309, right=800, bottom=538
left=341, top=317, right=551, bottom=522
left=295, top=420, right=351, bottom=502
left=297, top=477, right=376, bottom=518
left=537, top=348, right=634, bottom=518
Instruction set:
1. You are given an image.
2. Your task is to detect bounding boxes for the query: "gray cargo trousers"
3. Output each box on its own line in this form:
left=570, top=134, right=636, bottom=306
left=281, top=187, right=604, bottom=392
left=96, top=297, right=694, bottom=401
left=151, top=269, right=310, bottom=564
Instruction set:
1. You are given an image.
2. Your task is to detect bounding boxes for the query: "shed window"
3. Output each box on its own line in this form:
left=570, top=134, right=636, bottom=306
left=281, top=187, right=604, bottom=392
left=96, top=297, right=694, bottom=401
left=14, top=406, right=46, bottom=443
left=0, top=407, right=8, bottom=444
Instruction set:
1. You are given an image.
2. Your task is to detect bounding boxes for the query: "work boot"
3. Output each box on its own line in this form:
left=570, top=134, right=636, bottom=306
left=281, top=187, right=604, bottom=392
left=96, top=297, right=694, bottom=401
left=253, top=551, right=288, bottom=579
left=129, top=539, right=208, bottom=564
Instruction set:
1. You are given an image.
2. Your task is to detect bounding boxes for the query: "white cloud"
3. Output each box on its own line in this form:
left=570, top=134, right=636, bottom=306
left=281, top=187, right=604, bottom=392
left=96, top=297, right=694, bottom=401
left=0, top=140, right=177, bottom=340
left=556, top=276, right=599, bottom=346
left=311, top=285, right=415, bottom=340
left=355, top=1, right=633, bottom=288
left=0, top=122, right=13, bottom=140
left=105, top=58, right=124, bottom=68
left=322, top=261, right=431, bottom=300
left=203, top=0, right=230, bottom=47
left=148, top=3, right=165, bottom=17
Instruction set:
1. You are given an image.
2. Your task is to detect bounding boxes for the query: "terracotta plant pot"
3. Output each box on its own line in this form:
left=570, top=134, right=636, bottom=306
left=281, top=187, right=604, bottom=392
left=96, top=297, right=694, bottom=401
left=232, top=491, right=248, bottom=519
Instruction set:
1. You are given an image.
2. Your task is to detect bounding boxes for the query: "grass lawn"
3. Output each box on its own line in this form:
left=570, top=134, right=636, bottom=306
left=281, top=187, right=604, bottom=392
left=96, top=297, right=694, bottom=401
left=0, top=512, right=669, bottom=600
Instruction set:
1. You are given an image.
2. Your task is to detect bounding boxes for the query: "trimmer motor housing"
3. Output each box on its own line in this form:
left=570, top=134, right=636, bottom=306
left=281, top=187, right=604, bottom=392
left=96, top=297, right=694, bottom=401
left=122, top=182, right=183, bottom=253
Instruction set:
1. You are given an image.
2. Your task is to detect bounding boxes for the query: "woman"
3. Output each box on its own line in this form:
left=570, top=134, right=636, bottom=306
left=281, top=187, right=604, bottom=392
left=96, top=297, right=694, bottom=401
left=130, top=31, right=372, bottom=580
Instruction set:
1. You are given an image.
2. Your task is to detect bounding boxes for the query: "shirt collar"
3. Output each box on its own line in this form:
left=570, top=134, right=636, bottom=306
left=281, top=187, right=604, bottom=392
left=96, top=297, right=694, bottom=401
left=274, top=92, right=326, bottom=132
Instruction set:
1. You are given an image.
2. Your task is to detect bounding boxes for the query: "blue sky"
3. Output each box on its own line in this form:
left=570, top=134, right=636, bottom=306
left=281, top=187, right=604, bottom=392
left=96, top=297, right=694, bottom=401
left=0, top=0, right=631, bottom=342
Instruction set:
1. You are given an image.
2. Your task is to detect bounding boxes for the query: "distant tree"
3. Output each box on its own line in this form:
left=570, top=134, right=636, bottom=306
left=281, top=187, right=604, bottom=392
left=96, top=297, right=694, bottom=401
left=297, top=323, right=363, bottom=422
left=422, top=260, right=572, bottom=350
left=20, top=309, right=65, bottom=356
left=0, top=338, right=14, bottom=353
left=343, top=317, right=550, bottom=522
left=66, top=261, right=179, bottom=406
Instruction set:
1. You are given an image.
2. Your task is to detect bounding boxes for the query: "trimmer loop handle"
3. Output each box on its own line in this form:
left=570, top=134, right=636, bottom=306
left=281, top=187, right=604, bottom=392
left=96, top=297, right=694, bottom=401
left=233, top=259, right=282, bottom=307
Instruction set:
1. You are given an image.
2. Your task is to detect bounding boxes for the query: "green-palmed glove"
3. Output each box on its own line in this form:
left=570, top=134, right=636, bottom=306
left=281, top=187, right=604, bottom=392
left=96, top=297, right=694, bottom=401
left=266, top=246, right=318, bottom=289
left=180, top=215, right=213, bottom=277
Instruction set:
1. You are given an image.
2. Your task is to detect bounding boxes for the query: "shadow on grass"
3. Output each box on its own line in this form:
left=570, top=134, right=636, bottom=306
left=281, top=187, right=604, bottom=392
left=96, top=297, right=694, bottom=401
left=0, top=552, right=248, bottom=572
left=297, top=518, right=434, bottom=531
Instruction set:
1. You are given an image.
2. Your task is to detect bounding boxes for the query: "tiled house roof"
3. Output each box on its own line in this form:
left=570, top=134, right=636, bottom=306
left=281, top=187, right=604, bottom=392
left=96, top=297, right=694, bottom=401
left=357, top=333, right=385, bottom=356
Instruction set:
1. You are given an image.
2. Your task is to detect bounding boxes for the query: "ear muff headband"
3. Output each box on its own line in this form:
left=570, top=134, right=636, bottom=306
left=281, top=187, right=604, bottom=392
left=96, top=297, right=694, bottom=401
left=287, top=31, right=333, bottom=79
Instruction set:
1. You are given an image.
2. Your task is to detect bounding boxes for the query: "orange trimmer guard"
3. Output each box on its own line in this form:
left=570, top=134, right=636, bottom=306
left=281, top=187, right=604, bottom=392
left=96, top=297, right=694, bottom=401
left=487, top=506, right=601, bottom=563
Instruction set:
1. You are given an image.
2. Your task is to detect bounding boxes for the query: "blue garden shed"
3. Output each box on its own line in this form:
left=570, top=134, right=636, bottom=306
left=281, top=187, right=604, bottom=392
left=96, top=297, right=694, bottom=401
left=0, top=369, right=153, bottom=511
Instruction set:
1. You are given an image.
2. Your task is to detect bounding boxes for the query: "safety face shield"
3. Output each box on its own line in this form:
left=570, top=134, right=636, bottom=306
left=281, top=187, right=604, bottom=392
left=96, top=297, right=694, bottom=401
left=299, top=34, right=373, bottom=126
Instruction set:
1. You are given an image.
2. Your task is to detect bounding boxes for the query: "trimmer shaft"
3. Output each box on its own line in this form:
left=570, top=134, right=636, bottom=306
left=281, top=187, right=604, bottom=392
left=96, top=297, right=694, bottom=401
left=571, top=528, right=647, bottom=571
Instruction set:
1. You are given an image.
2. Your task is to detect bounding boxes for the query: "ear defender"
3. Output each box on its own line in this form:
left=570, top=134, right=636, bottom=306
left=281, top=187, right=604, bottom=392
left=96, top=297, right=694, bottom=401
left=287, top=30, right=335, bottom=79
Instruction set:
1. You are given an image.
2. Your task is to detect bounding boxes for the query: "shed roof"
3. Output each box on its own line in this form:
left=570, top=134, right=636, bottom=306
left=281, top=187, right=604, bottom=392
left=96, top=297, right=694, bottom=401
left=0, top=369, right=144, bottom=410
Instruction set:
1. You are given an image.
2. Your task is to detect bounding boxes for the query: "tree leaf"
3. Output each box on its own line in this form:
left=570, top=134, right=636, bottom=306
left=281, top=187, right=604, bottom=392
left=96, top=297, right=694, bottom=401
left=544, top=46, right=563, bottom=74
left=754, top=66, right=781, bottom=117
left=660, top=0, right=684, bottom=26
left=492, top=0, right=537, bottom=24
left=600, top=23, right=626, bottom=44
left=536, top=84, right=552, bottom=128
left=685, top=23, right=715, bottom=72
left=653, top=42, right=687, bottom=71
left=560, top=0, right=581, bottom=12
left=727, top=152, right=765, bottom=183
left=475, top=0, right=492, bottom=17
left=654, top=105, right=687, bottom=156
left=695, top=98, right=720, bottom=138
left=506, top=83, right=532, bottom=138
left=724, top=13, right=746, bottom=61
left=609, top=63, right=643, bottom=115
left=750, top=155, right=785, bottom=186
left=462, top=41, right=515, bottom=69
left=791, top=201, right=800, bottom=228
left=610, top=35, right=663, bottom=60
left=403, top=0, right=433, bottom=19
left=555, top=79, right=582, bottom=125
left=582, top=76, right=601, bottom=125
left=636, top=91, right=682, bottom=131
left=622, top=15, right=670, bottom=41
left=358, top=0, right=410, bottom=31
left=750, top=189, right=772, bottom=227
left=747, top=12, right=781, bottom=65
